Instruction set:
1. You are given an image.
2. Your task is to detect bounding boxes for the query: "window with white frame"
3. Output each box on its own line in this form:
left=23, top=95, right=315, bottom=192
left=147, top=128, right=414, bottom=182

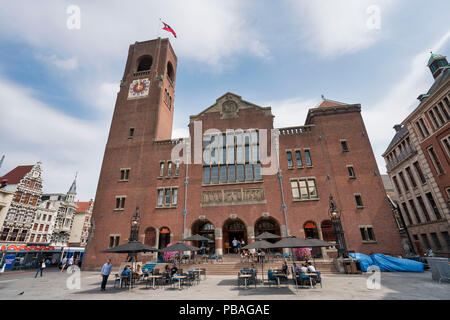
left=290, top=178, right=318, bottom=200
left=156, top=187, right=178, bottom=208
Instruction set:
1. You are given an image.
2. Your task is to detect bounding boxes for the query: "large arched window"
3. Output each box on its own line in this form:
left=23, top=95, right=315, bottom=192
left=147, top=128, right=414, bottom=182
left=137, top=55, right=153, bottom=72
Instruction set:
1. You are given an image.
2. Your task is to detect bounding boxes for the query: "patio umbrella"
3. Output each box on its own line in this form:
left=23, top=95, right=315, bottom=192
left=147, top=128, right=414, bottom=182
left=104, top=241, right=158, bottom=290
left=270, top=236, right=313, bottom=290
left=183, top=234, right=210, bottom=242
left=304, top=238, right=332, bottom=247
left=255, top=232, right=280, bottom=240
left=242, top=240, right=274, bottom=283
left=270, top=236, right=311, bottom=249
left=159, top=242, right=200, bottom=252
left=183, top=234, right=210, bottom=257
left=104, top=241, right=158, bottom=254
left=160, top=242, right=200, bottom=265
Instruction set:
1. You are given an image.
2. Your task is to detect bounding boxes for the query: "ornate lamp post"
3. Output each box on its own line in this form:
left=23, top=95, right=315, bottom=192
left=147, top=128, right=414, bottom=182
left=328, top=195, right=348, bottom=258
left=129, top=207, right=140, bottom=242
left=127, top=207, right=140, bottom=263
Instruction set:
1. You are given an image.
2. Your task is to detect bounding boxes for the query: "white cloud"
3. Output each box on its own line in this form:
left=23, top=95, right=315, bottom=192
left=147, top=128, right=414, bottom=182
left=0, top=78, right=110, bottom=201
left=265, top=97, right=318, bottom=128
left=288, top=0, right=393, bottom=57
left=0, top=1, right=268, bottom=70
left=36, top=54, right=78, bottom=71
left=363, top=30, right=450, bottom=172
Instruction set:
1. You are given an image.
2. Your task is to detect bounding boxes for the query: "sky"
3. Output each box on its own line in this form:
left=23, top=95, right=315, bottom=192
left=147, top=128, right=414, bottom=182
left=0, top=0, right=449, bottom=201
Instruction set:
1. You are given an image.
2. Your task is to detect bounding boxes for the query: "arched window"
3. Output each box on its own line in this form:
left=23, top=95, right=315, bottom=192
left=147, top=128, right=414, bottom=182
left=137, top=55, right=153, bottom=72
left=167, top=61, right=174, bottom=82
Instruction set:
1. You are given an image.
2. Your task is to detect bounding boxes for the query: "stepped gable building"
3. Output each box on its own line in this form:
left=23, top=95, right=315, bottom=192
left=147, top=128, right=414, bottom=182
left=383, top=52, right=450, bottom=257
left=83, top=38, right=403, bottom=269
left=0, top=162, right=43, bottom=244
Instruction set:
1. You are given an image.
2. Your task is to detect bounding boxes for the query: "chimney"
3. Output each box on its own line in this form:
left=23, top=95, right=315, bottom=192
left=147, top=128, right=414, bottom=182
left=393, top=124, right=402, bottom=132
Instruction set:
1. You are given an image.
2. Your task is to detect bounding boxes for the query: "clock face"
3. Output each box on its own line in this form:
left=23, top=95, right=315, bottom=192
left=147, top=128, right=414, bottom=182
left=128, top=78, right=150, bottom=99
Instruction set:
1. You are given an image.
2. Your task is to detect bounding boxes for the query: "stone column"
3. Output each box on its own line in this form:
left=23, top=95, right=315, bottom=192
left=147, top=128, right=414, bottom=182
left=247, top=226, right=255, bottom=243
left=215, top=228, right=223, bottom=255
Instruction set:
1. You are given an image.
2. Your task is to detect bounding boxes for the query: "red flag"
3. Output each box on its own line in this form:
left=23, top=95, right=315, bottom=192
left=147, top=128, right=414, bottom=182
left=162, top=21, right=177, bottom=38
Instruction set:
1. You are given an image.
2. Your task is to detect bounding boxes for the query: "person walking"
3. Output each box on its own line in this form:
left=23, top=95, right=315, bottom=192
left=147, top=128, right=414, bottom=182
left=61, top=256, right=68, bottom=272
left=35, top=258, right=45, bottom=278
left=232, top=238, right=238, bottom=254
left=100, top=259, right=112, bottom=291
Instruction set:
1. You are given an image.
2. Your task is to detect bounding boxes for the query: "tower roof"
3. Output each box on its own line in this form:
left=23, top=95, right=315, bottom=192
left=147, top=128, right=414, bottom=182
left=67, top=175, right=77, bottom=194
left=315, top=97, right=348, bottom=109
left=428, top=52, right=446, bottom=66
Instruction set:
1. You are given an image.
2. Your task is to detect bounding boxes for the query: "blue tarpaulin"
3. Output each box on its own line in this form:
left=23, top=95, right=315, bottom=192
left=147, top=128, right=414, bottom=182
left=349, top=253, right=373, bottom=272
left=370, top=254, right=424, bottom=272
left=349, top=253, right=424, bottom=272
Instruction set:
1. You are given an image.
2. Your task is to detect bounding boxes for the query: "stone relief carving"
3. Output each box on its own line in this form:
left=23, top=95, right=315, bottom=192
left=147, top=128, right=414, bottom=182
left=201, top=188, right=266, bottom=207
left=221, top=99, right=239, bottom=119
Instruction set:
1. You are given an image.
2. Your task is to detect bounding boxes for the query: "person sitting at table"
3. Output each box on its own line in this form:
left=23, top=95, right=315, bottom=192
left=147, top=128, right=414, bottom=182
left=134, top=264, right=143, bottom=281
left=241, top=250, right=245, bottom=263
left=260, top=249, right=266, bottom=262
left=307, top=262, right=316, bottom=273
left=121, top=266, right=132, bottom=285
left=281, top=261, right=289, bottom=276
left=170, top=264, right=178, bottom=276
left=300, top=263, right=308, bottom=274
left=164, top=264, right=170, bottom=275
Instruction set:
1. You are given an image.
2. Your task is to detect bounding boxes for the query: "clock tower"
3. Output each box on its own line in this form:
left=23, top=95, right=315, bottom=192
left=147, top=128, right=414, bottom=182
left=84, top=39, right=178, bottom=266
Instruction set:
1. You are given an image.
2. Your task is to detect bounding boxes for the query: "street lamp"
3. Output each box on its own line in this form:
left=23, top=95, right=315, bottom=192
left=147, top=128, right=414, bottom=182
left=328, top=195, right=348, bottom=258
left=129, top=206, right=140, bottom=242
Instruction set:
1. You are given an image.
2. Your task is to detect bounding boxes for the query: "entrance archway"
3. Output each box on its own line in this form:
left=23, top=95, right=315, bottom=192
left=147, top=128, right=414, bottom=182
left=255, top=217, right=281, bottom=242
left=158, top=227, right=170, bottom=250
left=192, top=220, right=215, bottom=254
left=223, top=218, right=247, bottom=254
left=303, top=221, right=322, bottom=258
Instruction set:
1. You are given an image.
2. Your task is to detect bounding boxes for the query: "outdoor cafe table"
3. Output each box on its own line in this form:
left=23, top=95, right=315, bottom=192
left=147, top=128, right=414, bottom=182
left=303, top=273, right=316, bottom=288
left=272, top=271, right=286, bottom=288
left=239, top=274, right=252, bottom=289
left=173, top=275, right=187, bottom=290
left=147, top=274, right=163, bottom=290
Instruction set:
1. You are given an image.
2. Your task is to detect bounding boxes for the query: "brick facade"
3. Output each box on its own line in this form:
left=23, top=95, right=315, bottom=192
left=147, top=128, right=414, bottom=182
left=83, top=38, right=403, bottom=269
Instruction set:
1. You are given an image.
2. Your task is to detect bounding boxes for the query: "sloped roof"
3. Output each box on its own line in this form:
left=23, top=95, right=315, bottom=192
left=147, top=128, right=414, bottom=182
left=0, top=165, right=33, bottom=185
left=383, top=125, right=408, bottom=155
left=76, top=201, right=91, bottom=213
left=425, top=67, right=450, bottom=96
left=316, top=99, right=347, bottom=108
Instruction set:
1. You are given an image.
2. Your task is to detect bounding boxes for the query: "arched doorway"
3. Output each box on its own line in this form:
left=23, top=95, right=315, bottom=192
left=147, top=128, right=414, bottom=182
left=144, top=227, right=156, bottom=247
left=255, top=217, right=281, bottom=243
left=304, top=221, right=322, bottom=258
left=223, top=218, right=247, bottom=254
left=192, top=220, right=215, bottom=254
left=158, top=227, right=170, bottom=250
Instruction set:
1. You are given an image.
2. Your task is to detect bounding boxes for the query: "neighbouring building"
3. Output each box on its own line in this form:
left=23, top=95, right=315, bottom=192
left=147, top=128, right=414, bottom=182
left=83, top=38, right=404, bottom=269
left=0, top=162, right=43, bottom=244
left=383, top=52, right=450, bottom=257
left=69, top=200, right=94, bottom=247
left=0, top=189, right=14, bottom=229
left=381, top=174, right=415, bottom=255
left=49, top=179, right=78, bottom=246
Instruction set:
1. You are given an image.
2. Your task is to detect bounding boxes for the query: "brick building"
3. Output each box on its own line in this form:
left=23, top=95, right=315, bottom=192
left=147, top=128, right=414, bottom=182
left=383, top=52, right=450, bottom=257
left=83, top=38, right=403, bottom=269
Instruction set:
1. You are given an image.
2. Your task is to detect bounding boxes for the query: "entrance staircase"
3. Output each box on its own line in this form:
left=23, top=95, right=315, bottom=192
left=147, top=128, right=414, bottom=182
left=172, top=254, right=338, bottom=275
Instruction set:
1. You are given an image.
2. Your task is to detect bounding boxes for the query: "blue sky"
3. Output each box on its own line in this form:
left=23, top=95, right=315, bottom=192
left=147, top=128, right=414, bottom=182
left=0, top=0, right=449, bottom=201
